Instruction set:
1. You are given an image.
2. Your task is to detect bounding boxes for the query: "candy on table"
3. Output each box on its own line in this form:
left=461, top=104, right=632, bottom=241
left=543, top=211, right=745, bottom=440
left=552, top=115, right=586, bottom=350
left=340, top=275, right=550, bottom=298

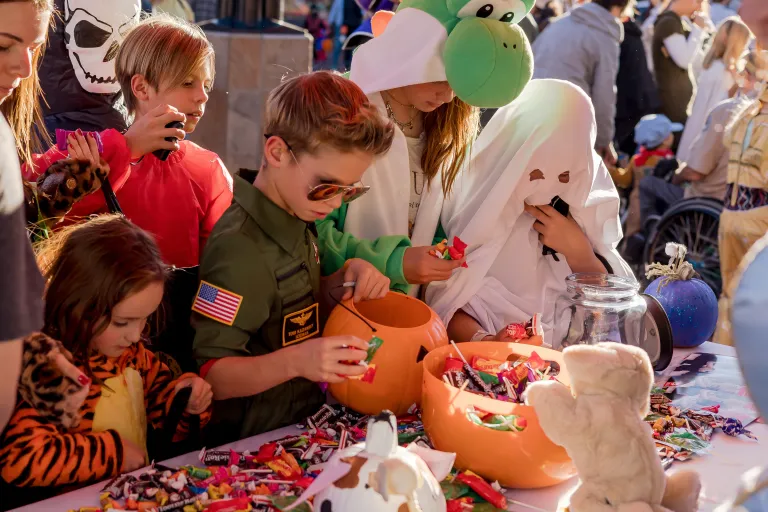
left=82, top=404, right=515, bottom=512
left=455, top=470, right=508, bottom=509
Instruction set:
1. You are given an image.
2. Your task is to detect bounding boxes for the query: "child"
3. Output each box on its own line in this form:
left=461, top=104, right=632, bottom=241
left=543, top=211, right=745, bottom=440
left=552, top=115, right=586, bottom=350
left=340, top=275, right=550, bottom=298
left=193, top=71, right=394, bottom=441
left=677, top=17, right=752, bottom=163
left=0, top=215, right=212, bottom=491
left=425, top=79, right=633, bottom=345
left=24, top=14, right=233, bottom=269
left=620, top=114, right=683, bottom=242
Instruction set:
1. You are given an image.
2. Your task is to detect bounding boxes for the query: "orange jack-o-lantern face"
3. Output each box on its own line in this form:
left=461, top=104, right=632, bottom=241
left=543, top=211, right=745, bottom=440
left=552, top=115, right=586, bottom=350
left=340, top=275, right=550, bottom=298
left=324, top=293, right=448, bottom=416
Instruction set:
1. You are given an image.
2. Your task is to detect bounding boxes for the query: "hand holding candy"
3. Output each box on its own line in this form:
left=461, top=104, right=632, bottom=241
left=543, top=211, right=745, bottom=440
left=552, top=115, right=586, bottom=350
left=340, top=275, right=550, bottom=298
left=124, top=104, right=186, bottom=159
left=175, top=376, right=213, bottom=415
left=120, top=436, right=146, bottom=472
left=294, top=336, right=368, bottom=383
left=429, top=237, right=468, bottom=267
left=342, top=259, right=390, bottom=302
left=403, top=245, right=465, bottom=285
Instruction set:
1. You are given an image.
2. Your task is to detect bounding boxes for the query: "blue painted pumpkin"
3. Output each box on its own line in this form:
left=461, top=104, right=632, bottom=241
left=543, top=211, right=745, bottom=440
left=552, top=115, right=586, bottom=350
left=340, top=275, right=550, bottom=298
left=644, top=277, right=718, bottom=348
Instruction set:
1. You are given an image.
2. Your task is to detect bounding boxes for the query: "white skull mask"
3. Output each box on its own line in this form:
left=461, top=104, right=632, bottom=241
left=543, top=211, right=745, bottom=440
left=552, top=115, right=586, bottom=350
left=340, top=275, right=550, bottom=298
left=64, top=0, right=140, bottom=94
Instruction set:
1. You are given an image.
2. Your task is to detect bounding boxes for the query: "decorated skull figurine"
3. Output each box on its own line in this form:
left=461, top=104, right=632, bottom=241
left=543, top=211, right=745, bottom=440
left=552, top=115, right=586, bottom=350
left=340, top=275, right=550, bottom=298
left=64, top=0, right=140, bottom=94
left=286, top=411, right=454, bottom=512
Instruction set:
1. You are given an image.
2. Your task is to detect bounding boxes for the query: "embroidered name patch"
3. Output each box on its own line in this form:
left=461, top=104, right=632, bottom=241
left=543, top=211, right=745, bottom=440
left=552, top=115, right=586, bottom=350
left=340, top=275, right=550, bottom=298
left=283, top=303, right=320, bottom=346
left=192, top=281, right=243, bottom=326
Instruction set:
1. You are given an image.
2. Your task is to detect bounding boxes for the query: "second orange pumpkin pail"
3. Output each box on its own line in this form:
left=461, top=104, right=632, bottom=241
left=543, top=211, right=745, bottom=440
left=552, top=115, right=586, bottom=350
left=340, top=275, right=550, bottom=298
left=422, top=343, right=576, bottom=489
left=324, top=292, right=448, bottom=416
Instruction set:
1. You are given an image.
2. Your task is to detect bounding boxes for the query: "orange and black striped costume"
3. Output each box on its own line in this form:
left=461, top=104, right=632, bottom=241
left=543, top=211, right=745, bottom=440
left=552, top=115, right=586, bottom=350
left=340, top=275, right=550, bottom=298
left=0, top=343, right=211, bottom=487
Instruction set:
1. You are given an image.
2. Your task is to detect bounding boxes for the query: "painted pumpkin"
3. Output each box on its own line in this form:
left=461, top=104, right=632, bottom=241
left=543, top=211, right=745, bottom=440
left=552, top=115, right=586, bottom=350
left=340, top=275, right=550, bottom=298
left=286, top=411, right=452, bottom=512
left=644, top=242, right=718, bottom=348
left=645, top=280, right=718, bottom=348
left=324, top=293, right=448, bottom=416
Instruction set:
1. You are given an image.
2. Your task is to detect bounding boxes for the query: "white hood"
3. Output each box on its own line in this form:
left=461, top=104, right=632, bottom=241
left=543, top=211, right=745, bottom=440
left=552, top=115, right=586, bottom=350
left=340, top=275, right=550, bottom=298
left=349, top=7, right=448, bottom=96
left=425, top=79, right=633, bottom=342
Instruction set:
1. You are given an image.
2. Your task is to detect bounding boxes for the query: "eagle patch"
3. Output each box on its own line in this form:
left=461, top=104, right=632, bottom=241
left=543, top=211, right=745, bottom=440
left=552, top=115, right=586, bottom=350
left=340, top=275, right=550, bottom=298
left=282, top=302, right=320, bottom=346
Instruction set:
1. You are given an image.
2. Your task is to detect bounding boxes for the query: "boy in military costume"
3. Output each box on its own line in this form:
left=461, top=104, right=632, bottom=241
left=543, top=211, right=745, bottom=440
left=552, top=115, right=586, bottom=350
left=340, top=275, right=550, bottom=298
left=192, top=72, right=395, bottom=440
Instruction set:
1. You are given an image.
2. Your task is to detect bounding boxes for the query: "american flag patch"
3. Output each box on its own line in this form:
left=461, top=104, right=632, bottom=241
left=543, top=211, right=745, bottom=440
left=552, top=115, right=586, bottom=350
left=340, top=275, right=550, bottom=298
left=192, top=281, right=243, bottom=326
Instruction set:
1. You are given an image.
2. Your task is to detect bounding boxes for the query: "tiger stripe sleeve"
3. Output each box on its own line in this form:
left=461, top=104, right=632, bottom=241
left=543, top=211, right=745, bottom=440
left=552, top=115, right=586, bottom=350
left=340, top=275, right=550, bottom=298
left=0, top=401, right=122, bottom=487
left=137, top=345, right=211, bottom=436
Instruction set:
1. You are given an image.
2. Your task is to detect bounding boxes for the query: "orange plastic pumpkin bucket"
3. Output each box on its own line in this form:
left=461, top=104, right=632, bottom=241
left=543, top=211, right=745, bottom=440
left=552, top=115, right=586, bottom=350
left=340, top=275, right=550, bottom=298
left=422, top=343, right=576, bottom=489
left=324, top=292, right=448, bottom=416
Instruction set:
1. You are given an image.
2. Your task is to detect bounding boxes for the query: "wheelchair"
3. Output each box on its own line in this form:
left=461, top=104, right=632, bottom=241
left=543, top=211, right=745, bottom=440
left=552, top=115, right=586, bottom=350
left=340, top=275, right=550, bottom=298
left=642, top=197, right=723, bottom=296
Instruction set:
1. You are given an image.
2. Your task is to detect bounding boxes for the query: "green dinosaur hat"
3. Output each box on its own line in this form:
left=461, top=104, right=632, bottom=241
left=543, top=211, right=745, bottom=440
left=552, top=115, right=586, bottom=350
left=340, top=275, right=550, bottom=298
left=349, top=0, right=535, bottom=108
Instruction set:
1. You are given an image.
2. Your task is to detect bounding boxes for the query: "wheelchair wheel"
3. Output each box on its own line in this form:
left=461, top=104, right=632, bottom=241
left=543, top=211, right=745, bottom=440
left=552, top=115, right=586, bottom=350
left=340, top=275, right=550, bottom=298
left=643, top=197, right=723, bottom=296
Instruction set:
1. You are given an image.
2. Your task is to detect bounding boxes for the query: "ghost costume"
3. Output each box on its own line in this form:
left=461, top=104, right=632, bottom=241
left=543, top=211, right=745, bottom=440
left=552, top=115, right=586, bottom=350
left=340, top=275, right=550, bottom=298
left=425, top=79, right=633, bottom=344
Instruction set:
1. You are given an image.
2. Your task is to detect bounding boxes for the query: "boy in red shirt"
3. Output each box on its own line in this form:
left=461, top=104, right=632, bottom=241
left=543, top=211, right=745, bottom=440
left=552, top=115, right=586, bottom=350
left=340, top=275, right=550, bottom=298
left=25, top=15, right=232, bottom=268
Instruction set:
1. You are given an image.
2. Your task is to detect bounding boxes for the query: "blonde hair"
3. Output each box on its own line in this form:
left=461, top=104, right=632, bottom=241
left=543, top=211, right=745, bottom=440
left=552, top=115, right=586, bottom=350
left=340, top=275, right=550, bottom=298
left=116, top=13, right=214, bottom=114
left=703, top=17, right=752, bottom=71
left=423, top=98, right=479, bottom=196
left=264, top=71, right=394, bottom=158
left=0, top=0, right=54, bottom=164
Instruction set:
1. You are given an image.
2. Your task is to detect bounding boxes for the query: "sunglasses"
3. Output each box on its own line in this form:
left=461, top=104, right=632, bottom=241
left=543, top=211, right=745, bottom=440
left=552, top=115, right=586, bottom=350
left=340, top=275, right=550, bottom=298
left=264, top=134, right=370, bottom=203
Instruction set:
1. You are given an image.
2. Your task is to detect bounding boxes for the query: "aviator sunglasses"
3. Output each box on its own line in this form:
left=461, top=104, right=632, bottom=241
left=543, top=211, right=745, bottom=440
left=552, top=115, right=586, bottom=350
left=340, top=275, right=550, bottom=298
left=264, top=134, right=370, bottom=203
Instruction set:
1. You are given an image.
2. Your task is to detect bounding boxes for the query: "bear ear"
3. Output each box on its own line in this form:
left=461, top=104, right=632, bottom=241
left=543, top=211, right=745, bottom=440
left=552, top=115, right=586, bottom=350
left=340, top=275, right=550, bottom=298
left=372, top=10, right=395, bottom=37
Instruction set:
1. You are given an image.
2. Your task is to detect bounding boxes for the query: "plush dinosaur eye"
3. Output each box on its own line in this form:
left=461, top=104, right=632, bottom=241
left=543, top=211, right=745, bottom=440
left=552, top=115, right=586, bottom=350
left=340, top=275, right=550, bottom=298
left=457, top=0, right=529, bottom=24
left=477, top=4, right=494, bottom=17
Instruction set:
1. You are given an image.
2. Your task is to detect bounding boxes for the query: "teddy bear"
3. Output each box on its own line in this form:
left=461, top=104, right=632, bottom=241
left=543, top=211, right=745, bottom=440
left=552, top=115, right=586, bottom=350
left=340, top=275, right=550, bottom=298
left=525, top=342, right=701, bottom=512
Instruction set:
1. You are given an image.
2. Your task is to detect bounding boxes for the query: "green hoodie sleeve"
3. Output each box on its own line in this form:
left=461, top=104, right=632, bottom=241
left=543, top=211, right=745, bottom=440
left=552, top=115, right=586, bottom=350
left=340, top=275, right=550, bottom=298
left=316, top=203, right=413, bottom=292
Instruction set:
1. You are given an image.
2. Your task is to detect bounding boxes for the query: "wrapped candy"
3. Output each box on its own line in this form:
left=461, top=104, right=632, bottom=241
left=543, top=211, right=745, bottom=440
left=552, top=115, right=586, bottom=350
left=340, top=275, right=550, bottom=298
left=430, top=237, right=469, bottom=267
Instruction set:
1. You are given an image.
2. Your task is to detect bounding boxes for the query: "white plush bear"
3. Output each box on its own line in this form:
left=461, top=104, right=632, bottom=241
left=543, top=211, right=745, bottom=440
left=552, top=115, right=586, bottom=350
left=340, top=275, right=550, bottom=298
left=525, top=343, right=701, bottom=512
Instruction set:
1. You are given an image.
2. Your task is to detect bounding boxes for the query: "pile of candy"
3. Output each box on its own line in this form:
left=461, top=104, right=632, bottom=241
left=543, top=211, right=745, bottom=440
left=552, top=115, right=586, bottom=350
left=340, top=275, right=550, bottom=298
left=430, top=237, right=469, bottom=268
left=442, top=349, right=560, bottom=403
left=646, top=392, right=757, bottom=468
left=71, top=404, right=512, bottom=512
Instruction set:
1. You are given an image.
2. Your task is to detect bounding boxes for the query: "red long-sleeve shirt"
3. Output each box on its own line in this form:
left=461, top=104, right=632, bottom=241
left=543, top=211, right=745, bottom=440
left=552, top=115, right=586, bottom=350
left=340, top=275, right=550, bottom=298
left=25, top=129, right=233, bottom=268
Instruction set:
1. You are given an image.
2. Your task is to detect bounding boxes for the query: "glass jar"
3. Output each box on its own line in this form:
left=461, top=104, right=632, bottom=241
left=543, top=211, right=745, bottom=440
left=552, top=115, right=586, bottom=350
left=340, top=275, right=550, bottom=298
left=551, top=273, right=673, bottom=370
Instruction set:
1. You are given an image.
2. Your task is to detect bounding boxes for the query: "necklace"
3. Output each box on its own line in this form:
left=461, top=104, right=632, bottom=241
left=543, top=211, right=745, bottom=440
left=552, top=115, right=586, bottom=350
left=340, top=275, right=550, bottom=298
left=383, top=92, right=418, bottom=132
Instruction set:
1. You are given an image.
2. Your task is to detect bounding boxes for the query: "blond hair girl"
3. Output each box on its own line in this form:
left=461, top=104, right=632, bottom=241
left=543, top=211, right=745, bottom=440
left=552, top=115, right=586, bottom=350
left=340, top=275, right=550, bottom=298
left=677, top=17, right=752, bottom=163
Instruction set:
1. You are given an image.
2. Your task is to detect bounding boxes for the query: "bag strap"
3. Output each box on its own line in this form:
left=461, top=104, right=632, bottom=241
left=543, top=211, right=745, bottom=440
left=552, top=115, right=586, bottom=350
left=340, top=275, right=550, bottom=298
left=101, top=176, right=123, bottom=215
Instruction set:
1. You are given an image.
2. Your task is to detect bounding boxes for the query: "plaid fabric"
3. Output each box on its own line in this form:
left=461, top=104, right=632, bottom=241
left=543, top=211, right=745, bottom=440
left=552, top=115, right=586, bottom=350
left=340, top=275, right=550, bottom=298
left=189, top=0, right=219, bottom=22
left=724, top=183, right=768, bottom=211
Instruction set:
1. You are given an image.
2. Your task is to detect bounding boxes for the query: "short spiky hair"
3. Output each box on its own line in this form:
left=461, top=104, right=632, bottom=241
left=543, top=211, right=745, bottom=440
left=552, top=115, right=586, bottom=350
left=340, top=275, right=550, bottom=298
left=264, top=71, right=395, bottom=158
left=116, top=13, right=214, bottom=114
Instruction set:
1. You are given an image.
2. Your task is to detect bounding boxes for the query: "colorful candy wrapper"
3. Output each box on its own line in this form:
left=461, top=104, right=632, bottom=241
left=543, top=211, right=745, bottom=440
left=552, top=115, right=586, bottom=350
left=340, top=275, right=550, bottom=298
left=344, top=336, right=384, bottom=383
left=443, top=357, right=468, bottom=388
left=456, top=470, right=507, bottom=509
left=720, top=417, right=758, bottom=440
left=470, top=356, right=506, bottom=373
left=430, top=237, right=469, bottom=267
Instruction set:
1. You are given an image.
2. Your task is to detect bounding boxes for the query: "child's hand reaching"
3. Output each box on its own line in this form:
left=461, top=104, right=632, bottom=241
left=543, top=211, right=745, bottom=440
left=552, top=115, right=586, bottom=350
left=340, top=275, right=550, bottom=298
left=174, top=377, right=213, bottom=415
left=342, top=259, right=390, bottom=302
left=524, top=203, right=606, bottom=274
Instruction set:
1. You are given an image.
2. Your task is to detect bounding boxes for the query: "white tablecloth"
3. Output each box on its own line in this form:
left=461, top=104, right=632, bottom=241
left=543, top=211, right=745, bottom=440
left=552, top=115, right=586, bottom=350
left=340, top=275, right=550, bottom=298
left=12, top=343, right=766, bottom=512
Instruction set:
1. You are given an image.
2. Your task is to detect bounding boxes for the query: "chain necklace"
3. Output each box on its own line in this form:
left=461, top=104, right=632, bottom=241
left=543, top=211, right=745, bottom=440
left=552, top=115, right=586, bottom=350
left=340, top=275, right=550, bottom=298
left=383, top=92, right=418, bottom=132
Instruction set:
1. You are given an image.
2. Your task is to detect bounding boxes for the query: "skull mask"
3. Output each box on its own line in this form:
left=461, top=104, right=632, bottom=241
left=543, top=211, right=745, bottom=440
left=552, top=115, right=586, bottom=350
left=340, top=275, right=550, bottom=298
left=64, top=0, right=140, bottom=94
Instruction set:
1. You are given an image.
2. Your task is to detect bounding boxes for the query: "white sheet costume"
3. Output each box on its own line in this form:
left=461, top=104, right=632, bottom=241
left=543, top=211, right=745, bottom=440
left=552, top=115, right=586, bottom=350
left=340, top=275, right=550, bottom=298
left=425, top=79, right=633, bottom=344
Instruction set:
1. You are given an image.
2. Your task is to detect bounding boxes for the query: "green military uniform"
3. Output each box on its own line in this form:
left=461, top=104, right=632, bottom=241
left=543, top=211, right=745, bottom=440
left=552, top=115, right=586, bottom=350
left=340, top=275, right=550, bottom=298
left=193, top=173, right=325, bottom=441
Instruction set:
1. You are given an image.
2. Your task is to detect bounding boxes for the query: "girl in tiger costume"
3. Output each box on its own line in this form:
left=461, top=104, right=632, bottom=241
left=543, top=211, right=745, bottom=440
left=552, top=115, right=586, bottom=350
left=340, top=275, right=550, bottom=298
left=0, top=215, right=212, bottom=492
